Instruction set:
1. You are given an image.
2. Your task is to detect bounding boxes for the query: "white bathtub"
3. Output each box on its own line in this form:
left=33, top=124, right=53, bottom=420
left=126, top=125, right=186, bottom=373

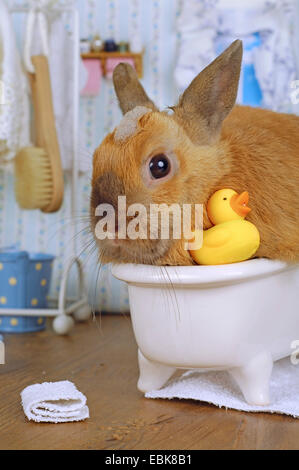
left=112, top=259, right=299, bottom=405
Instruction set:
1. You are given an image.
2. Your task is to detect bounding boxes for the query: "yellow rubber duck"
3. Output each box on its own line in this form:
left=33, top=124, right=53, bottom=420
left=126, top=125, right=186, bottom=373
left=189, top=189, right=260, bottom=265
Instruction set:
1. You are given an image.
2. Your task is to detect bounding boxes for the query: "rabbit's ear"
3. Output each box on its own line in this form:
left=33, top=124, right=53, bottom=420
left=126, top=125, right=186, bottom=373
left=174, top=40, right=243, bottom=144
left=113, top=63, right=158, bottom=114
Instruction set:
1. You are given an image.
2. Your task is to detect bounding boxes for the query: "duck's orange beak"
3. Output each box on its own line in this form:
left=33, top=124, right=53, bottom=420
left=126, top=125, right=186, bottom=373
left=230, top=191, right=251, bottom=217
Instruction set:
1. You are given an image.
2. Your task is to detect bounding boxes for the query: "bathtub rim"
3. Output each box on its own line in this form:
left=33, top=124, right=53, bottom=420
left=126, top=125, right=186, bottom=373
left=111, top=258, right=297, bottom=287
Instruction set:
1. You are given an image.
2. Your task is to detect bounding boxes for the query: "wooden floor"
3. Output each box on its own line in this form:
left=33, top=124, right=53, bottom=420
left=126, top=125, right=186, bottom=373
left=0, top=314, right=298, bottom=450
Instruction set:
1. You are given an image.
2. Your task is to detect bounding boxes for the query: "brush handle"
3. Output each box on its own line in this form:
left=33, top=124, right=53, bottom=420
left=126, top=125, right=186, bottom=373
left=28, top=55, right=64, bottom=213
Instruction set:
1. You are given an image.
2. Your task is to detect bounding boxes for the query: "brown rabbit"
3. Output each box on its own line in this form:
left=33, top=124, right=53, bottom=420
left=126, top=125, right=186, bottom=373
left=91, top=40, right=299, bottom=266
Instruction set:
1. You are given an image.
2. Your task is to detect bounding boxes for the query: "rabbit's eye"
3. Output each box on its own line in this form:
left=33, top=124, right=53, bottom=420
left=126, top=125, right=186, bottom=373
left=149, top=154, right=170, bottom=179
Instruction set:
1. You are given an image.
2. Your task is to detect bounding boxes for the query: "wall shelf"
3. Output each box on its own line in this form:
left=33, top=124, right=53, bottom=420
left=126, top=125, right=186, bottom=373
left=81, top=51, right=144, bottom=78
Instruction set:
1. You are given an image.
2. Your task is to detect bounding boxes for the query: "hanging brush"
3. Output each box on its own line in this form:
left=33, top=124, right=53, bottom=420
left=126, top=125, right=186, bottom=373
left=14, top=9, right=64, bottom=213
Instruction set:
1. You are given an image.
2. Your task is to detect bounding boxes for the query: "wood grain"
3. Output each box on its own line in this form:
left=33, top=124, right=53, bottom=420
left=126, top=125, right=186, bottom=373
left=0, top=315, right=298, bottom=450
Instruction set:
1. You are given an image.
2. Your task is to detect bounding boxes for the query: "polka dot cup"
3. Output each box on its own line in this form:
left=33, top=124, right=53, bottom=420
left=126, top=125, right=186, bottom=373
left=0, top=250, right=55, bottom=333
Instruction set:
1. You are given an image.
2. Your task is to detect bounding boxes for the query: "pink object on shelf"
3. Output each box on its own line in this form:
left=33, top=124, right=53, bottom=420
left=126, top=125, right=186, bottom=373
left=105, top=57, right=135, bottom=79
left=80, top=59, right=102, bottom=96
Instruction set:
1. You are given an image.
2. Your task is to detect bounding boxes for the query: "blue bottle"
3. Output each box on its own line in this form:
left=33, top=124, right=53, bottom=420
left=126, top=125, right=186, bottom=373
left=216, top=33, right=263, bottom=107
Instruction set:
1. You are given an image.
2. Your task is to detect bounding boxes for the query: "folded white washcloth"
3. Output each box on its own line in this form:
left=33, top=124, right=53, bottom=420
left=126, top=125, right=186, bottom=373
left=145, top=358, right=299, bottom=418
left=21, top=380, right=89, bottom=423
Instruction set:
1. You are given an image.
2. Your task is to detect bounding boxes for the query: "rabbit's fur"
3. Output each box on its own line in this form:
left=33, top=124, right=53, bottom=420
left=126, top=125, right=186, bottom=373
left=91, top=40, right=299, bottom=266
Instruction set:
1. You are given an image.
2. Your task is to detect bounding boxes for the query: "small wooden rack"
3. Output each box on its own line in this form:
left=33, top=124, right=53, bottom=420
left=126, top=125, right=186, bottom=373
left=81, top=51, right=143, bottom=78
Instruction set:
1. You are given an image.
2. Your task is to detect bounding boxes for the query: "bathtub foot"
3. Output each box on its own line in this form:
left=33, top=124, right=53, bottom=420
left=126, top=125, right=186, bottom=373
left=229, top=352, right=273, bottom=406
left=137, top=349, right=176, bottom=393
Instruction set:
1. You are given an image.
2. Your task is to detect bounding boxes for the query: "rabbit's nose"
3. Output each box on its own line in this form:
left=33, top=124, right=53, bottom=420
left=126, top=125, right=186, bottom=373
left=91, top=171, right=125, bottom=210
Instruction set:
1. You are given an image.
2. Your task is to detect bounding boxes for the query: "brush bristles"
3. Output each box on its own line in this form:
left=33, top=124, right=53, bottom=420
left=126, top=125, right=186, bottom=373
left=14, top=147, right=54, bottom=210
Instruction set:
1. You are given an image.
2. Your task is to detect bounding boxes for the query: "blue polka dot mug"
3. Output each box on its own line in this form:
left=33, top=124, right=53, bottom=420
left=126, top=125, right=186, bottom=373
left=0, top=250, right=55, bottom=333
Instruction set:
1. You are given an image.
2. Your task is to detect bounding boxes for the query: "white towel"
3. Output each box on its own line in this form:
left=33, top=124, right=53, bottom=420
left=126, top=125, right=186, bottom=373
left=48, top=11, right=87, bottom=172
left=175, top=0, right=297, bottom=112
left=21, top=380, right=89, bottom=423
left=146, top=358, right=299, bottom=418
left=28, top=1, right=87, bottom=171
left=0, top=0, right=30, bottom=162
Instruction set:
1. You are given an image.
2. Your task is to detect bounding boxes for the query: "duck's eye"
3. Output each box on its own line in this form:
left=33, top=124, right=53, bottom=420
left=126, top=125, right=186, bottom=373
left=149, top=154, right=170, bottom=179
left=223, top=197, right=227, bottom=200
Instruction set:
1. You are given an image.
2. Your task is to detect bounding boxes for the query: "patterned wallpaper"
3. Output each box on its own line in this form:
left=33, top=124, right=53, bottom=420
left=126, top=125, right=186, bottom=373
left=0, top=0, right=181, bottom=312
